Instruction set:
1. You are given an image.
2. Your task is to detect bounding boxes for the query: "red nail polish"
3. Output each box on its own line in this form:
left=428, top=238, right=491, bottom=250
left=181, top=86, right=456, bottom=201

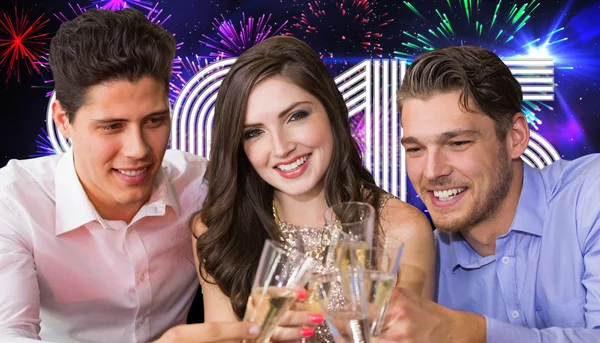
left=302, top=327, right=315, bottom=338
left=310, top=314, right=324, bottom=324
left=297, top=289, right=308, bottom=301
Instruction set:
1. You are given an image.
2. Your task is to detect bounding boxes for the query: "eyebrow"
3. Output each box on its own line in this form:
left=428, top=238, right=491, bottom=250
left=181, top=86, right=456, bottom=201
left=243, top=101, right=312, bottom=128
left=91, top=109, right=170, bottom=124
left=401, top=129, right=480, bottom=145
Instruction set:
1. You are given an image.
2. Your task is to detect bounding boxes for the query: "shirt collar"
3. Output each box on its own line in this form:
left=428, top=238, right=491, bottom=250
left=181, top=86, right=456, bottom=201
left=507, top=163, right=546, bottom=237
left=448, top=232, right=496, bottom=271
left=129, top=166, right=181, bottom=224
left=55, top=149, right=101, bottom=235
left=54, top=149, right=181, bottom=235
left=447, top=163, right=547, bottom=270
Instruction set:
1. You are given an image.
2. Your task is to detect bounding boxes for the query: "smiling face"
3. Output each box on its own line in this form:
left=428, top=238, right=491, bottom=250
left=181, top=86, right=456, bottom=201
left=242, top=76, right=334, bottom=199
left=53, top=76, right=171, bottom=222
left=401, top=91, right=514, bottom=232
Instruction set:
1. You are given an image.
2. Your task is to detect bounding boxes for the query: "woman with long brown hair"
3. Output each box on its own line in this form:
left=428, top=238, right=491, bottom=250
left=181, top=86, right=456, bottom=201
left=192, top=36, right=435, bottom=342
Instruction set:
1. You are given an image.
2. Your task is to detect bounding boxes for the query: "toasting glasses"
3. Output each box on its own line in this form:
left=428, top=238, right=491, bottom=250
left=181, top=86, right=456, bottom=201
left=356, top=236, right=404, bottom=340
left=243, top=240, right=317, bottom=343
left=320, top=202, right=404, bottom=343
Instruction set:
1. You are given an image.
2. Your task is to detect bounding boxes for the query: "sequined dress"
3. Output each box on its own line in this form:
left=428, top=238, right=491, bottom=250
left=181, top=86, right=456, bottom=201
left=275, top=217, right=339, bottom=343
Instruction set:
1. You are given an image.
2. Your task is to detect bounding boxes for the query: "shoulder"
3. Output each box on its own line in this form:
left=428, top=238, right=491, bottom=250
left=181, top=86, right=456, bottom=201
left=0, top=155, right=61, bottom=239
left=540, top=155, right=600, bottom=211
left=380, top=197, right=433, bottom=242
left=540, top=154, right=600, bottom=193
left=0, top=155, right=61, bottom=191
left=0, top=155, right=61, bottom=212
left=537, top=155, right=600, bottom=246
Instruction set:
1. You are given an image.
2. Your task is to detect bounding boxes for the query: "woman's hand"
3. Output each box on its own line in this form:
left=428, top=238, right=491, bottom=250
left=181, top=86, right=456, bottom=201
left=270, top=288, right=325, bottom=343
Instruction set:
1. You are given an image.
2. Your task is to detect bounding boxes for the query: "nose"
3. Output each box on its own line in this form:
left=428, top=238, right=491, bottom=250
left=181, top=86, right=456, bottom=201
left=423, top=149, right=452, bottom=181
left=271, top=129, right=295, bottom=158
left=123, top=127, right=150, bottom=160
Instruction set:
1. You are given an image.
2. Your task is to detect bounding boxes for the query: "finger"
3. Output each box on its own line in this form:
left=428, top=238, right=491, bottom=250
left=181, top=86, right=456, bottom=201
left=278, top=310, right=324, bottom=327
left=270, top=326, right=315, bottom=342
left=156, top=322, right=260, bottom=343
left=381, top=316, right=412, bottom=342
left=296, top=288, right=308, bottom=302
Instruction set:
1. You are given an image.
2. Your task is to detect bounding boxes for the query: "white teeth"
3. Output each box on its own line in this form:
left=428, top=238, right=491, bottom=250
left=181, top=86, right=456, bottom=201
left=118, top=167, right=147, bottom=177
left=433, top=188, right=465, bottom=201
left=276, top=155, right=309, bottom=172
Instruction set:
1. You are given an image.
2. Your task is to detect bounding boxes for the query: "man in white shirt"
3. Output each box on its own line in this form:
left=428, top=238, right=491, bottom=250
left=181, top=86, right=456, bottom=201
left=0, top=8, right=263, bottom=343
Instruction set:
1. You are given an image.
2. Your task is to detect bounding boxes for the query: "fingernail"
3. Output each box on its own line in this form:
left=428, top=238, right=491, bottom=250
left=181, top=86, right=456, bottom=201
left=302, top=327, right=315, bottom=338
left=297, top=289, right=308, bottom=301
left=248, top=325, right=260, bottom=336
left=310, top=314, right=324, bottom=324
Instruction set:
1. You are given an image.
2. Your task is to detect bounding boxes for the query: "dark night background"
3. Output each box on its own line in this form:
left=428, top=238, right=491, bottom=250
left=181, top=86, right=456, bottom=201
left=1, top=0, right=599, bottom=207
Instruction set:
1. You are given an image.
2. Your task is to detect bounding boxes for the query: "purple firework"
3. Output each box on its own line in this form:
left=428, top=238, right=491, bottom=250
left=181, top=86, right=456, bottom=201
left=200, top=13, right=287, bottom=59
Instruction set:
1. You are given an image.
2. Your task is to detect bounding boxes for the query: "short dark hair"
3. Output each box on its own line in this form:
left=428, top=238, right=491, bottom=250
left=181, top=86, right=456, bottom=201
left=398, top=45, right=523, bottom=139
left=49, top=8, right=176, bottom=122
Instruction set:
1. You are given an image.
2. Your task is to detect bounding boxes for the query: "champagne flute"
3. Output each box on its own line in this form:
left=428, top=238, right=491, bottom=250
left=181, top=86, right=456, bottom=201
left=316, top=266, right=370, bottom=343
left=243, top=240, right=317, bottom=343
left=286, top=225, right=350, bottom=343
left=325, top=202, right=376, bottom=270
left=356, top=236, right=404, bottom=341
left=324, top=202, right=375, bottom=246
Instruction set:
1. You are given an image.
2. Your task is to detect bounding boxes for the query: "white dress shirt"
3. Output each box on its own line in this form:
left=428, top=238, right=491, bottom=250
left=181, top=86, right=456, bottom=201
left=0, top=149, right=208, bottom=343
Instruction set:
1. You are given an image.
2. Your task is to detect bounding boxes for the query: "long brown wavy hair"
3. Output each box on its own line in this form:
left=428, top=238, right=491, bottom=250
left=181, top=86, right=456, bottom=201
left=193, top=36, right=386, bottom=319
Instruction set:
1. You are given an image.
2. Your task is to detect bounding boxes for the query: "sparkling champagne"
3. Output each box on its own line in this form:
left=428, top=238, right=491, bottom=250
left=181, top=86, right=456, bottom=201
left=365, top=271, right=395, bottom=336
left=336, top=241, right=370, bottom=268
left=243, top=287, right=297, bottom=343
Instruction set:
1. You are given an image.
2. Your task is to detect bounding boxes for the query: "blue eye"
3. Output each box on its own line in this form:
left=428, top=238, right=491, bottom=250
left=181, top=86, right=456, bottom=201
left=289, top=110, right=309, bottom=121
left=243, top=128, right=263, bottom=140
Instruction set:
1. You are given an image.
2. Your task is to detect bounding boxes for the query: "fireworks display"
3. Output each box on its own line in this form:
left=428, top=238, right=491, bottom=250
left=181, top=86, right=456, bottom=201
left=170, top=54, right=210, bottom=103
left=146, top=3, right=171, bottom=25
left=32, top=127, right=56, bottom=157
left=199, top=13, right=287, bottom=59
left=54, top=3, right=87, bottom=23
left=395, top=0, right=573, bottom=128
left=285, top=0, right=393, bottom=62
left=1, top=0, right=597, bottom=171
left=0, top=6, right=50, bottom=83
left=398, top=0, right=540, bottom=56
left=86, top=0, right=155, bottom=11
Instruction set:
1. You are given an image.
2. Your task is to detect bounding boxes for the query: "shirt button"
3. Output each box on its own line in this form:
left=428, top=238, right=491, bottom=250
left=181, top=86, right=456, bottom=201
left=512, top=310, right=520, bottom=318
left=502, top=256, right=510, bottom=264
left=139, top=273, right=145, bottom=282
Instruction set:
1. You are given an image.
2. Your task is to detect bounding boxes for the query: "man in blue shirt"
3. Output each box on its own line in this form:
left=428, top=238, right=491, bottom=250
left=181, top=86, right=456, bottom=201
left=383, top=45, right=600, bottom=342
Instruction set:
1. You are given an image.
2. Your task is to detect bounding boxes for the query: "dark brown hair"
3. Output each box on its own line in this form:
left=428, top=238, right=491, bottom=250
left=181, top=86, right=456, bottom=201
left=49, top=8, right=176, bottom=122
left=398, top=45, right=523, bottom=139
left=193, top=36, right=385, bottom=319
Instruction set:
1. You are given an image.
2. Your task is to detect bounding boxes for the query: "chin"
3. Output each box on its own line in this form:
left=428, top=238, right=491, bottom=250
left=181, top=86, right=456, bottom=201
left=430, top=214, right=465, bottom=232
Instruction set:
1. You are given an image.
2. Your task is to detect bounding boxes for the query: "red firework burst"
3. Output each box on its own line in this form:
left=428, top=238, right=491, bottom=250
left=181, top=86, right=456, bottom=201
left=0, top=6, right=50, bottom=83
left=285, top=0, right=392, bottom=59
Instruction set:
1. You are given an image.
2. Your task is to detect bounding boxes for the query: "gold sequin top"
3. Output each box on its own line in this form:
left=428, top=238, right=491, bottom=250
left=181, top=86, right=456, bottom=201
left=273, top=193, right=396, bottom=343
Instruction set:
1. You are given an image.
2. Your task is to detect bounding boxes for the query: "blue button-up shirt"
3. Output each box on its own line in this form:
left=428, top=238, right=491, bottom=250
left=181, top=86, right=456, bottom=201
left=435, top=154, right=600, bottom=342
